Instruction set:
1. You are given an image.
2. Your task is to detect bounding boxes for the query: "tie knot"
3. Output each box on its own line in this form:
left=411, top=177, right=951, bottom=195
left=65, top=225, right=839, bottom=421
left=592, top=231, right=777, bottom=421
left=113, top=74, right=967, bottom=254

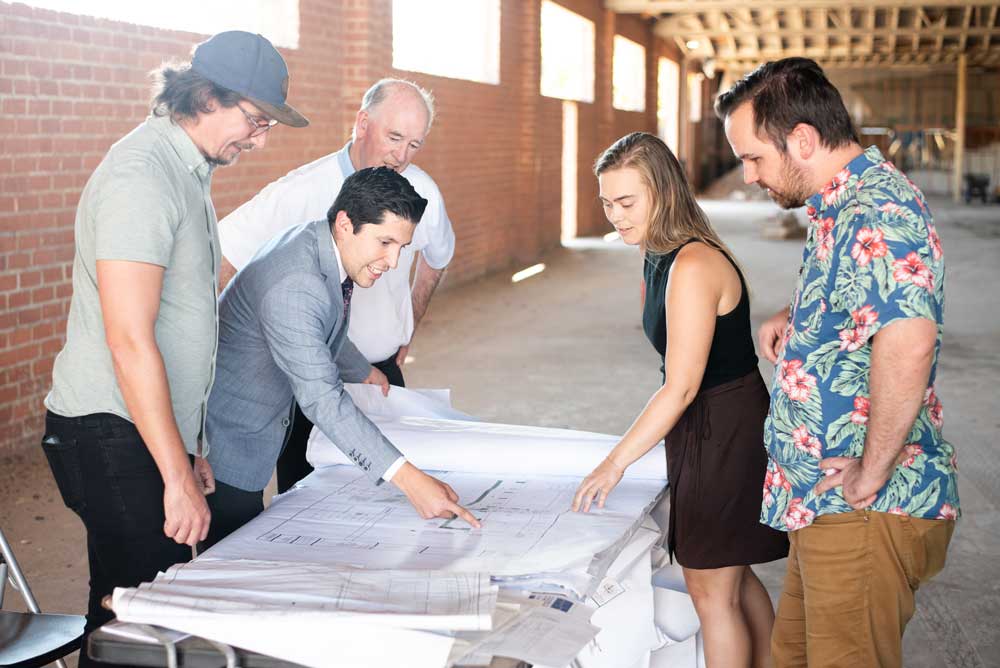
left=341, top=277, right=354, bottom=314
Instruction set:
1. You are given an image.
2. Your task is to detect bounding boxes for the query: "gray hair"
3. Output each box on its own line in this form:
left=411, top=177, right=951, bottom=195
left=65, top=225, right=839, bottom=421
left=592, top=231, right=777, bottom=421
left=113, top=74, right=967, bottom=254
left=359, top=78, right=436, bottom=130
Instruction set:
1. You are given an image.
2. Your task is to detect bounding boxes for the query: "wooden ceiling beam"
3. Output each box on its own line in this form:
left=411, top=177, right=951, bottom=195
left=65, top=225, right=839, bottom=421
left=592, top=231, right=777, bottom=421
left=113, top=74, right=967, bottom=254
left=985, top=5, right=999, bottom=51
left=651, top=24, right=1000, bottom=41
left=888, top=6, right=901, bottom=56
left=788, top=6, right=806, bottom=53
left=958, top=5, right=973, bottom=52
left=606, top=0, right=996, bottom=11
left=865, top=6, right=877, bottom=56
left=911, top=6, right=923, bottom=53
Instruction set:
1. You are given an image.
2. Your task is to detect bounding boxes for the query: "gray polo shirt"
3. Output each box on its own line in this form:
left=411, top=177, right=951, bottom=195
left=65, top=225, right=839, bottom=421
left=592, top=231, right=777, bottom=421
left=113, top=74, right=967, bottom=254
left=46, top=114, right=220, bottom=455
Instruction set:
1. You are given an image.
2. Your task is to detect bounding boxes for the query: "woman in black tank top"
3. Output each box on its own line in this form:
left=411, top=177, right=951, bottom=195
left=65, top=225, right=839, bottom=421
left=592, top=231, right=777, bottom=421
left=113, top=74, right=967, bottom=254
left=573, top=133, right=787, bottom=668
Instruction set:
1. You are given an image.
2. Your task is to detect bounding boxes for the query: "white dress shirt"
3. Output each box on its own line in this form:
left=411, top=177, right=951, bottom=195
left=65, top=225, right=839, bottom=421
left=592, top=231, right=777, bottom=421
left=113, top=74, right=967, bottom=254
left=218, top=143, right=455, bottom=363
left=329, top=231, right=407, bottom=483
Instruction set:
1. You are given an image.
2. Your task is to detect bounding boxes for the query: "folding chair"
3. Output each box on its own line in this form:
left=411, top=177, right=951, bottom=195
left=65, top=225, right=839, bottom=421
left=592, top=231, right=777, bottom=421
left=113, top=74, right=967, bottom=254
left=0, top=527, right=85, bottom=668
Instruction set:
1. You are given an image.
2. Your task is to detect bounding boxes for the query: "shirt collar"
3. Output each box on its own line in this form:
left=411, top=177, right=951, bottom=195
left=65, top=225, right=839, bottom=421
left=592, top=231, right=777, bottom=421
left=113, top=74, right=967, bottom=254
left=806, top=145, right=886, bottom=216
left=318, top=220, right=349, bottom=284
left=337, top=141, right=357, bottom=178
left=148, top=114, right=213, bottom=182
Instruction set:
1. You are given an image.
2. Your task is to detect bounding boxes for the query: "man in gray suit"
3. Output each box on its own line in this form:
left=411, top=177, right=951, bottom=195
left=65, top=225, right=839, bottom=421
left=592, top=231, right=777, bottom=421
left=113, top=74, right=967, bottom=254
left=202, top=167, right=479, bottom=547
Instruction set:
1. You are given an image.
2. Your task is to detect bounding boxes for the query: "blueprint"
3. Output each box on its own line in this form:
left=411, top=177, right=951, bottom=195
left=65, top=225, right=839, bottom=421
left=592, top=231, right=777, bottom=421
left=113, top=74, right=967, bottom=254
left=203, top=465, right=665, bottom=591
left=114, top=561, right=496, bottom=630
left=307, top=385, right=668, bottom=480
left=110, top=386, right=669, bottom=668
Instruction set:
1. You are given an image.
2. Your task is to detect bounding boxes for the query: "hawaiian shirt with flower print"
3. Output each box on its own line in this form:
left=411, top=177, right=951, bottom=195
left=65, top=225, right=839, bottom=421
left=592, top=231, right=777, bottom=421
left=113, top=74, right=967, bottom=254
left=761, top=146, right=959, bottom=532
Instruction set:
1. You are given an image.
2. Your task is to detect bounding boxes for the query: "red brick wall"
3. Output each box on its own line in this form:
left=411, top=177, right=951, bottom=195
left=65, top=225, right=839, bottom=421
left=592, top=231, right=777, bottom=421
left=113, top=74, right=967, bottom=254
left=0, top=0, right=665, bottom=451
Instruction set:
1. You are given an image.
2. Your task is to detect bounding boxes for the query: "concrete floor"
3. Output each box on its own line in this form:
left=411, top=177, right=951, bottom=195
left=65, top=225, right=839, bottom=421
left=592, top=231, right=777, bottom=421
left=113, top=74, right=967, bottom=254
left=2, top=196, right=998, bottom=667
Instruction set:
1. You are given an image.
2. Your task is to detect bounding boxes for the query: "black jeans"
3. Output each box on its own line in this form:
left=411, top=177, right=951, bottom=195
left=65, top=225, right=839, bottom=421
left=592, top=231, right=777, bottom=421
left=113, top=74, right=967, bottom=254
left=41, top=411, right=192, bottom=668
left=275, top=355, right=405, bottom=493
left=201, top=479, right=265, bottom=551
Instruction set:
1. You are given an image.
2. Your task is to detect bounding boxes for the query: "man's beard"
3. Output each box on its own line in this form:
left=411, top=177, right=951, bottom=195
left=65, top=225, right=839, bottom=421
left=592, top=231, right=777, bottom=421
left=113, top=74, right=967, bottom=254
left=765, top=157, right=812, bottom=209
left=204, top=142, right=254, bottom=167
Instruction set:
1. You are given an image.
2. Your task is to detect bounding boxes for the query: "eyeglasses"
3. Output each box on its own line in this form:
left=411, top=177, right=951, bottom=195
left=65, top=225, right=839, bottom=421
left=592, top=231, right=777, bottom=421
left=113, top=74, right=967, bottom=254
left=236, top=102, right=278, bottom=138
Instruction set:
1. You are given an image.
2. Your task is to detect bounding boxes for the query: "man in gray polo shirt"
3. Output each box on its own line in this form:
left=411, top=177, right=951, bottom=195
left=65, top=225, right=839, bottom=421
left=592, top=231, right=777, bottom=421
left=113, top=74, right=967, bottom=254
left=41, top=31, right=307, bottom=663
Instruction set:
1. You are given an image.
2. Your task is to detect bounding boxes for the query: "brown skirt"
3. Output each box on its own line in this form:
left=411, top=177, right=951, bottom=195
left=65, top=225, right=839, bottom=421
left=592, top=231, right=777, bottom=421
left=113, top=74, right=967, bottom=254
left=666, top=370, right=789, bottom=569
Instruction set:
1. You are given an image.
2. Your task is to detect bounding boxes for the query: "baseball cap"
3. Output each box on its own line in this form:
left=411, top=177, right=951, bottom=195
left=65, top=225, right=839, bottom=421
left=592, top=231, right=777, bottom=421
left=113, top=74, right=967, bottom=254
left=191, top=30, right=308, bottom=128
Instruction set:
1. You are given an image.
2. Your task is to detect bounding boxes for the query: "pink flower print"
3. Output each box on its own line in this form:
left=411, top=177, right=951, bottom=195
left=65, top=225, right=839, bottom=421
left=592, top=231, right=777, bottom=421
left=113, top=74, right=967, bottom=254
left=880, top=161, right=898, bottom=173
left=850, top=228, right=888, bottom=266
left=851, top=396, right=870, bottom=425
left=838, top=326, right=869, bottom=352
left=888, top=506, right=909, bottom=516
left=767, top=463, right=793, bottom=492
left=783, top=498, right=815, bottom=530
left=792, top=425, right=822, bottom=458
left=927, top=224, right=943, bottom=260
left=762, top=474, right=775, bottom=508
left=879, top=202, right=900, bottom=214
left=950, top=453, right=959, bottom=471
left=779, top=359, right=816, bottom=402
left=815, top=217, right=835, bottom=261
left=822, top=169, right=851, bottom=206
left=806, top=204, right=817, bottom=219
left=928, top=402, right=943, bottom=430
left=901, top=444, right=924, bottom=467
left=892, top=252, right=933, bottom=290
left=937, top=503, right=958, bottom=520
left=924, top=387, right=944, bottom=430
left=851, top=305, right=879, bottom=327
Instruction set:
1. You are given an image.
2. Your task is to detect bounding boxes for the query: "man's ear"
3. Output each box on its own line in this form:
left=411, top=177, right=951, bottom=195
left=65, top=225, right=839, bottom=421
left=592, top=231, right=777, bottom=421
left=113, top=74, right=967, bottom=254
left=333, top=210, right=354, bottom=239
left=354, top=110, right=369, bottom=139
left=787, top=123, right=819, bottom=162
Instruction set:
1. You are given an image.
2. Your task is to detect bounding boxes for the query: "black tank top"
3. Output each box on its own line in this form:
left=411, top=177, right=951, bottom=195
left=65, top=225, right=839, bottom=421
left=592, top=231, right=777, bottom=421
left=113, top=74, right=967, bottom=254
left=641, top=241, right=758, bottom=390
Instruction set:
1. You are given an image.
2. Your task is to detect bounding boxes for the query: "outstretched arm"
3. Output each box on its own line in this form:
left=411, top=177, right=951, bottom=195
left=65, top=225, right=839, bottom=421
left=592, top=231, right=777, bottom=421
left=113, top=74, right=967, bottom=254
left=574, top=248, right=722, bottom=511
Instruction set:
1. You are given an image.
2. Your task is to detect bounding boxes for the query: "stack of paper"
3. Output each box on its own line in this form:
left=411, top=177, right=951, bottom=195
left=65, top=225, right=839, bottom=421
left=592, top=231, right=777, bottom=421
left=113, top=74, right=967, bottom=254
left=113, top=562, right=496, bottom=668
left=110, top=385, right=669, bottom=668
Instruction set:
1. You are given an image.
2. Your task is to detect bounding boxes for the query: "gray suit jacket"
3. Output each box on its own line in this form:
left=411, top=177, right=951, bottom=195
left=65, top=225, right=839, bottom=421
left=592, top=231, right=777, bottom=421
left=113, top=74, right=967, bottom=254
left=205, top=219, right=403, bottom=491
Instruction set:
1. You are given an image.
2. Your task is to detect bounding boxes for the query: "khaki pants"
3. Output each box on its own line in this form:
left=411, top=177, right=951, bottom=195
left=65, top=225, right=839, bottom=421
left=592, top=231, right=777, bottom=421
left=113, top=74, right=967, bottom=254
left=772, top=510, right=954, bottom=668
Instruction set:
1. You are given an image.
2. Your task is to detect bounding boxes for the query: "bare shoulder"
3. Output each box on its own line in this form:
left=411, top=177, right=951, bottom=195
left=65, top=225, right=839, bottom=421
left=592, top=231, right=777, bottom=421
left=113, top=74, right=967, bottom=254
left=672, top=241, right=732, bottom=279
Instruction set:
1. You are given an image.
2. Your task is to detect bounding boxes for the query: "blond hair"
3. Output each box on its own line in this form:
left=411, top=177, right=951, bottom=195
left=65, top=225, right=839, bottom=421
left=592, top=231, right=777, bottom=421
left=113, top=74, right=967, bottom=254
left=594, top=132, right=734, bottom=261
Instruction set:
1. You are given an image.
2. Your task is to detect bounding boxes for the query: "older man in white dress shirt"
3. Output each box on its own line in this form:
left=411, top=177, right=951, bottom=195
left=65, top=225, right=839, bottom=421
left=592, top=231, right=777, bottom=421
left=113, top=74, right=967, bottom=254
left=216, top=79, right=455, bottom=491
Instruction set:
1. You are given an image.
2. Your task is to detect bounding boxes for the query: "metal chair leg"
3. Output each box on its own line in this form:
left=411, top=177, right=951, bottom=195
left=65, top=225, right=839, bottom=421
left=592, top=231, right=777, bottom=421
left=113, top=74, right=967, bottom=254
left=1, top=527, right=75, bottom=668
left=0, top=527, right=42, bottom=613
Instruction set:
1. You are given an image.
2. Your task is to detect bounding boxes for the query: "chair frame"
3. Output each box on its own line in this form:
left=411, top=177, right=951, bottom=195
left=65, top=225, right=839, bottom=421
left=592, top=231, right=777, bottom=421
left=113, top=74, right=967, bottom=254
left=1, top=527, right=83, bottom=668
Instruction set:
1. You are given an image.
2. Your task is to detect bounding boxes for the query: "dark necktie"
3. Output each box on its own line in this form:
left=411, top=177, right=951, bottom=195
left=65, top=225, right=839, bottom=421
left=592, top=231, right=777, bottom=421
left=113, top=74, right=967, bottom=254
left=341, top=277, right=354, bottom=319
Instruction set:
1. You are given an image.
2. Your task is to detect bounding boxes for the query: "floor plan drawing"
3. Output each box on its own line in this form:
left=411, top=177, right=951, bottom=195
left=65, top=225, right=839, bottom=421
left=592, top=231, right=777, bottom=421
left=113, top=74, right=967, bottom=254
left=203, top=466, right=665, bottom=582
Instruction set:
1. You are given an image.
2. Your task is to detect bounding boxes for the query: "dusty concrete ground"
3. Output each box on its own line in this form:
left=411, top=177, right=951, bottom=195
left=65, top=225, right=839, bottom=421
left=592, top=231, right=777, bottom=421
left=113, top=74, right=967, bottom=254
left=2, top=196, right=997, bottom=667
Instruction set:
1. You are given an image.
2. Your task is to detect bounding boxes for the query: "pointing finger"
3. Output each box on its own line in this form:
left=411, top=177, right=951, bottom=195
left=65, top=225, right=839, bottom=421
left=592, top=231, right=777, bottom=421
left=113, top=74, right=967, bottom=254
left=449, top=502, right=481, bottom=529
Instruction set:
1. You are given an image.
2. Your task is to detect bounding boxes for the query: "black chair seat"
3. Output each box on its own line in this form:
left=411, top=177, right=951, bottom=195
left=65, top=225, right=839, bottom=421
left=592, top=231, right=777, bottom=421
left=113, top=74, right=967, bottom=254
left=0, top=609, right=84, bottom=668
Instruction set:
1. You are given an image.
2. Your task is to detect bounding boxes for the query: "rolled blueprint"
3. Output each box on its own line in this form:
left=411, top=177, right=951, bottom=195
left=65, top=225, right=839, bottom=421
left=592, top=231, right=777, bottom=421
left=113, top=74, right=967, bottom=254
left=307, top=384, right=667, bottom=480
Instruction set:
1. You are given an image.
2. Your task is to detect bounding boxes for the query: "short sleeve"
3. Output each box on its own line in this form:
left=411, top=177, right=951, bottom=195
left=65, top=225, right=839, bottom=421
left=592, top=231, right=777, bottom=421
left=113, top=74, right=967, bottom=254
left=218, top=155, right=346, bottom=269
left=93, top=165, right=181, bottom=267
left=829, top=204, right=943, bottom=337
left=413, top=180, right=455, bottom=270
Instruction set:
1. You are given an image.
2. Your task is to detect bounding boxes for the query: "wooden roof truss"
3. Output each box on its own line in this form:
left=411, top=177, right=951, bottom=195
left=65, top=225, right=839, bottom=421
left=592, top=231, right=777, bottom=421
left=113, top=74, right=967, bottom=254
left=605, top=1, right=1000, bottom=71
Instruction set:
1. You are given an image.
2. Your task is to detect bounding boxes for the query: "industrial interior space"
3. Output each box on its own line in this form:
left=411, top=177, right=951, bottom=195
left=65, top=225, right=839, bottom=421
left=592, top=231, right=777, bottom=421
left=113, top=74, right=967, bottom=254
left=1, top=1, right=999, bottom=667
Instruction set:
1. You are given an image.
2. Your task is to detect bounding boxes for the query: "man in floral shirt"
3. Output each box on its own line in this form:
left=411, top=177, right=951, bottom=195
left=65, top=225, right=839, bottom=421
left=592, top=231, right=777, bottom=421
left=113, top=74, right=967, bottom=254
left=716, top=58, right=958, bottom=668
